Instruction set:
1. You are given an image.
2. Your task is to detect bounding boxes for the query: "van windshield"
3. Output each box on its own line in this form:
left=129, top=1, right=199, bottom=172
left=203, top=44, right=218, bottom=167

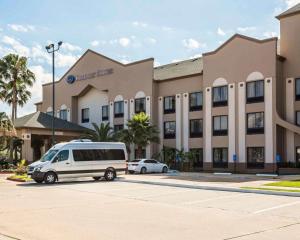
left=40, top=150, right=59, bottom=162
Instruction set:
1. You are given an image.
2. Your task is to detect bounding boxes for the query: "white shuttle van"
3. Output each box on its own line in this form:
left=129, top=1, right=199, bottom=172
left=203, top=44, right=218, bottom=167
left=27, top=142, right=127, bottom=184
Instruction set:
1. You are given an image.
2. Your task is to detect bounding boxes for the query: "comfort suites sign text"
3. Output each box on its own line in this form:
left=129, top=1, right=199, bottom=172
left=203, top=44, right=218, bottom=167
left=66, top=68, right=113, bottom=84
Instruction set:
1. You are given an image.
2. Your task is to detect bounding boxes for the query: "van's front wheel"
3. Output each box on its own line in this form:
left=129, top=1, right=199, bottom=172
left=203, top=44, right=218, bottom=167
left=44, top=172, right=57, bottom=184
left=104, top=169, right=115, bottom=181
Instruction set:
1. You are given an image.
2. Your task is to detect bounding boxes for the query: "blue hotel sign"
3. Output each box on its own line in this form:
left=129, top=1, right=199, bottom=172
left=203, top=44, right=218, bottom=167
left=66, top=68, right=113, bottom=84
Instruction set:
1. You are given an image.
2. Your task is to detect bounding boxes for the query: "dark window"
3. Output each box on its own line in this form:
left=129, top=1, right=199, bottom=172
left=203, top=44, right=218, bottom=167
left=296, top=111, right=300, bottom=126
left=134, top=149, right=146, bottom=159
left=135, top=98, right=146, bottom=113
left=81, top=108, right=89, bottom=123
left=189, top=92, right=203, bottom=111
left=246, top=80, right=264, bottom=103
left=114, top=124, right=124, bottom=132
left=213, top=148, right=228, bottom=168
left=164, top=96, right=175, bottom=114
left=190, top=119, right=203, bottom=138
left=102, top=105, right=109, bottom=121
left=73, top=149, right=125, bottom=161
left=213, top=86, right=228, bottom=107
left=296, top=147, right=300, bottom=164
left=247, top=112, right=264, bottom=134
left=46, top=111, right=53, bottom=116
left=164, top=121, right=176, bottom=139
left=114, top=101, right=124, bottom=118
left=247, top=147, right=264, bottom=169
left=59, top=109, right=67, bottom=120
left=190, top=148, right=203, bottom=169
left=56, top=150, right=69, bottom=162
left=295, top=78, right=300, bottom=100
left=213, top=115, right=228, bottom=136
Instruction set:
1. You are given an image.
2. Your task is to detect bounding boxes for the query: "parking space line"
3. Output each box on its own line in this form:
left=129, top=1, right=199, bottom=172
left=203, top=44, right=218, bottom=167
left=253, top=201, right=300, bottom=214
left=181, top=193, right=245, bottom=205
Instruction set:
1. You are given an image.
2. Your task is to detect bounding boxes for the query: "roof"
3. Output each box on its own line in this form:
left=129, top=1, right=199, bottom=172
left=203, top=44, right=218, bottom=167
left=154, top=57, right=203, bottom=81
left=276, top=3, right=300, bottom=19
left=14, top=111, right=88, bottom=132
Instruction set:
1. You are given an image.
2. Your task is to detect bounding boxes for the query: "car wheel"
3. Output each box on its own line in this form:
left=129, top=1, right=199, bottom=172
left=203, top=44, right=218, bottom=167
left=93, top=177, right=101, bottom=181
left=104, top=169, right=115, bottom=181
left=34, top=179, right=43, bottom=184
left=162, top=166, right=168, bottom=173
left=140, top=167, right=147, bottom=174
left=44, top=172, right=57, bottom=184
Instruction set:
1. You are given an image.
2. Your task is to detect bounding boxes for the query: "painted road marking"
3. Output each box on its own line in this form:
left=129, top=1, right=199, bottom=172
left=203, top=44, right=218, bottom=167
left=253, top=201, right=300, bottom=214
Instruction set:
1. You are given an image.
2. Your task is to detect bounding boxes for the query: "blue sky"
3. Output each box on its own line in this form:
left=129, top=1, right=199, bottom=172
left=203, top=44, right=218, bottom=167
left=0, top=0, right=298, bottom=117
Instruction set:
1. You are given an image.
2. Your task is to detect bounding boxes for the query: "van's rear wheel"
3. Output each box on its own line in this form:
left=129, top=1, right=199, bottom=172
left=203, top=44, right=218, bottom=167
left=44, top=172, right=57, bottom=184
left=93, top=177, right=101, bottom=181
left=104, top=169, right=115, bottom=181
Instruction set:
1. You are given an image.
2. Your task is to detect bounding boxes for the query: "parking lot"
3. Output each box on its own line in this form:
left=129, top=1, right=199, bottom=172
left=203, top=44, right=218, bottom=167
left=0, top=175, right=300, bottom=240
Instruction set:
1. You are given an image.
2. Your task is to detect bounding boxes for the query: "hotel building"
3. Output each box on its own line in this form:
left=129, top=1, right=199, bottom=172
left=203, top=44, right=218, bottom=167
left=15, top=4, right=300, bottom=173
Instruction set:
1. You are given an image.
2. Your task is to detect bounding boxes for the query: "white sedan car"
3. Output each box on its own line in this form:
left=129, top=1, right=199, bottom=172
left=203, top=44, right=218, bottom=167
left=127, top=159, right=168, bottom=174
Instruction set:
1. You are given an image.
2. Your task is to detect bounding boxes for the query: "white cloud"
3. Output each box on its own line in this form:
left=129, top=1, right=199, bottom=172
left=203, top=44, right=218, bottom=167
left=263, top=31, right=278, bottom=38
left=7, top=24, right=35, bottom=32
left=285, top=0, right=300, bottom=8
left=182, top=38, right=206, bottom=50
left=132, top=21, right=148, bottom=27
left=31, top=44, right=51, bottom=63
left=145, top=37, right=157, bottom=44
left=90, top=40, right=99, bottom=47
left=61, top=42, right=81, bottom=51
left=120, top=59, right=130, bottom=64
left=171, top=59, right=183, bottom=63
left=162, top=26, right=173, bottom=32
left=189, top=54, right=202, bottom=59
left=2, top=35, right=30, bottom=56
left=237, top=26, right=256, bottom=33
left=154, top=61, right=160, bottom=67
left=56, top=53, right=79, bottom=68
left=217, top=27, right=226, bottom=36
left=119, top=37, right=130, bottom=47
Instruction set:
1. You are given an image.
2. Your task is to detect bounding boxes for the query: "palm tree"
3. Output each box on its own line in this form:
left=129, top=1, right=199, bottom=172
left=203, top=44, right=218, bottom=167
left=81, top=122, right=116, bottom=142
left=0, top=54, right=35, bottom=121
left=124, top=112, right=160, bottom=159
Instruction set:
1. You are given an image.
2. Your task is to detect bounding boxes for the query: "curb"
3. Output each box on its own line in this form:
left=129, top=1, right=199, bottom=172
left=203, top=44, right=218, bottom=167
left=118, top=179, right=300, bottom=197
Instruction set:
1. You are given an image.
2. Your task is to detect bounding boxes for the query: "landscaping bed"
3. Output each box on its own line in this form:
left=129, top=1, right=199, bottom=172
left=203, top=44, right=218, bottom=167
left=6, top=174, right=32, bottom=182
left=264, top=180, right=300, bottom=188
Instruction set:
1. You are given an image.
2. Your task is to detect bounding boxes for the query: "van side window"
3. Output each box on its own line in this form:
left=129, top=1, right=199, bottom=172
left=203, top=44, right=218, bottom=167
left=57, top=150, right=69, bottom=162
left=72, top=149, right=125, bottom=161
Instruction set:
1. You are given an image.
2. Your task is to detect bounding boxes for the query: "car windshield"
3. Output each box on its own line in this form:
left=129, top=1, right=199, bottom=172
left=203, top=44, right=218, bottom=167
left=40, top=150, right=59, bottom=162
left=131, top=159, right=142, bottom=162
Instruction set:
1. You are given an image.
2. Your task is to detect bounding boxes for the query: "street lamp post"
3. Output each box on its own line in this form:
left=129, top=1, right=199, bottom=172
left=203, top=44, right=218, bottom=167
left=45, top=41, right=63, bottom=146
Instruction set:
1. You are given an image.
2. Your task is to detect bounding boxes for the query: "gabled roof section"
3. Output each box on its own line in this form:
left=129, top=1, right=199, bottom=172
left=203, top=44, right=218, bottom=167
left=276, top=3, right=300, bottom=19
left=154, top=57, right=203, bottom=81
left=42, top=49, right=154, bottom=86
left=203, top=34, right=277, bottom=57
left=74, top=84, right=108, bottom=97
left=14, top=111, right=88, bottom=132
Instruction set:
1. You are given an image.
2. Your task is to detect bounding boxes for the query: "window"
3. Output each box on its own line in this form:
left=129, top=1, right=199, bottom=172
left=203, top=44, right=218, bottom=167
left=213, top=148, right=228, bottom=168
left=296, top=111, right=300, bottom=126
left=246, top=80, right=264, bottom=103
left=296, top=78, right=300, bottom=100
left=81, top=108, right=89, bottom=123
left=72, top=149, right=125, bottom=161
left=213, top=116, right=228, bottom=136
left=114, top=101, right=124, bottom=118
left=189, top=92, right=203, bottom=111
left=134, top=149, right=146, bottom=159
left=190, top=119, right=203, bottom=138
left=164, top=96, right=175, bottom=114
left=164, top=121, right=176, bottom=139
left=247, top=112, right=264, bottom=134
left=114, top=124, right=124, bottom=132
left=296, top=147, right=300, bottom=164
left=247, top=147, right=264, bottom=169
left=213, top=86, right=228, bottom=107
left=190, top=148, right=203, bottom=169
left=102, top=105, right=109, bottom=121
left=56, top=150, right=69, bottom=162
left=135, top=98, right=146, bottom=113
left=46, top=111, right=53, bottom=116
left=59, top=109, right=67, bottom=120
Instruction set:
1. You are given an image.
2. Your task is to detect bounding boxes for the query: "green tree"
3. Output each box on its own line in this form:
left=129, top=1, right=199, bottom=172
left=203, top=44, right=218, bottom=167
left=0, top=54, right=35, bottom=121
left=81, top=122, right=116, bottom=142
left=123, top=112, right=160, bottom=159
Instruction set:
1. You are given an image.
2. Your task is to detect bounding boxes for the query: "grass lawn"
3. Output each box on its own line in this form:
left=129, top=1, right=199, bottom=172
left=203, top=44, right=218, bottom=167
left=264, top=180, right=300, bottom=188
left=241, top=186, right=300, bottom=193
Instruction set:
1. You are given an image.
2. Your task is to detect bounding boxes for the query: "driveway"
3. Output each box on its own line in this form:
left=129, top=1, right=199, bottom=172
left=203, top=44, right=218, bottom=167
left=0, top=174, right=300, bottom=240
